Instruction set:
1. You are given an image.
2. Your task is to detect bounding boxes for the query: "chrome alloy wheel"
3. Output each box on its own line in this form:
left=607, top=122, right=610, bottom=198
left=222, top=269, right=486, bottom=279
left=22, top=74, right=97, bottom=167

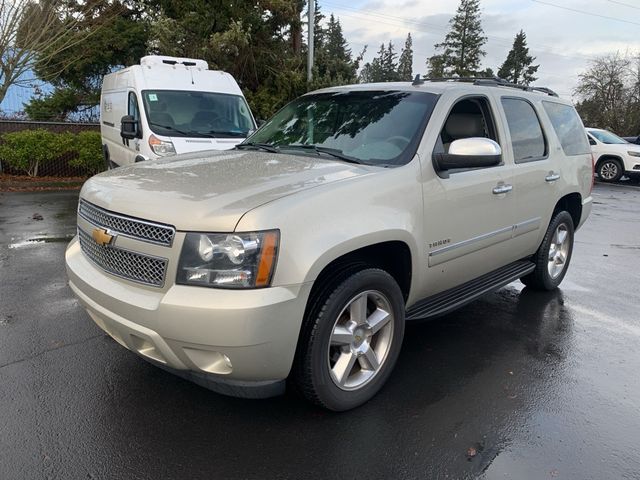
left=327, top=290, right=394, bottom=391
left=600, top=161, right=619, bottom=180
left=548, top=223, right=570, bottom=279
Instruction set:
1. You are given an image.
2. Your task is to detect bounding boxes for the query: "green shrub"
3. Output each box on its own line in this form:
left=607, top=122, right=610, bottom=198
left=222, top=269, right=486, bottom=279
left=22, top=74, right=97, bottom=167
left=0, top=129, right=103, bottom=177
left=0, top=129, right=69, bottom=177
left=69, top=131, right=103, bottom=175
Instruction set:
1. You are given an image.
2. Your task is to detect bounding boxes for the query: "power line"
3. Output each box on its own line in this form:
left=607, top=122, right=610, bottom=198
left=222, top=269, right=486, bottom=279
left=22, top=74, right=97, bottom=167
left=607, top=0, right=640, bottom=11
left=323, top=0, right=592, bottom=55
left=531, top=0, right=640, bottom=26
left=322, top=2, right=596, bottom=63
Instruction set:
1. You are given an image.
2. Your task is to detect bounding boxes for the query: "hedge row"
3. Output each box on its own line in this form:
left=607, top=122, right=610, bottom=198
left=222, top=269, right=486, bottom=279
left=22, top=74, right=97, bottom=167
left=0, top=129, right=103, bottom=177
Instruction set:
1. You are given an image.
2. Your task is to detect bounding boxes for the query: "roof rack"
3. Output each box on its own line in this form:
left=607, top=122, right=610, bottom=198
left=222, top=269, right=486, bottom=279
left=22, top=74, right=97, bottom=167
left=411, top=74, right=559, bottom=97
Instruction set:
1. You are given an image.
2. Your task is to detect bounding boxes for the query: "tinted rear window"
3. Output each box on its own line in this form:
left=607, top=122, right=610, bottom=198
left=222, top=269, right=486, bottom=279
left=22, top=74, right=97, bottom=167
left=542, top=101, right=590, bottom=156
left=502, top=98, right=546, bottom=162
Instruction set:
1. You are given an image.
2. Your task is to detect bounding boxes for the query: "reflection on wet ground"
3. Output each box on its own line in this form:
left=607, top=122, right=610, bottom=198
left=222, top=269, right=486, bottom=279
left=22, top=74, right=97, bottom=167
left=1, top=183, right=639, bottom=479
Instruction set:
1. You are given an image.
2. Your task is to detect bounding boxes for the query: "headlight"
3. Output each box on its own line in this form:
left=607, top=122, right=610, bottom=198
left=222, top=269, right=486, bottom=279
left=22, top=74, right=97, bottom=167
left=149, top=134, right=176, bottom=156
left=628, top=151, right=640, bottom=157
left=177, top=231, right=279, bottom=289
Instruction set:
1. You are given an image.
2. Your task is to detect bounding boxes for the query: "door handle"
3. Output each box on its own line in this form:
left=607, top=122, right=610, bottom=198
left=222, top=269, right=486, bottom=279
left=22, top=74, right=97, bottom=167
left=492, top=184, right=513, bottom=195
left=545, top=172, right=560, bottom=182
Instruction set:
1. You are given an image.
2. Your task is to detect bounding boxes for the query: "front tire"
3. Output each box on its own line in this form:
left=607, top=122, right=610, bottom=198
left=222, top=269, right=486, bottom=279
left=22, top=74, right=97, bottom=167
left=293, top=268, right=405, bottom=411
left=597, top=158, right=623, bottom=182
left=521, top=211, right=574, bottom=291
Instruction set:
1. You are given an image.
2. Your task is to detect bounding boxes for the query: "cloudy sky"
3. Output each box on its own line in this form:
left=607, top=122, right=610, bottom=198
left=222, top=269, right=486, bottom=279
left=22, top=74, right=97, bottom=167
left=321, top=0, right=640, bottom=98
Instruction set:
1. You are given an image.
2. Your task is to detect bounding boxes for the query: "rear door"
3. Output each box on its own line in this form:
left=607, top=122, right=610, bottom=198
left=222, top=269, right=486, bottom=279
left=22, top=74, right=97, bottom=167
left=496, top=95, right=557, bottom=259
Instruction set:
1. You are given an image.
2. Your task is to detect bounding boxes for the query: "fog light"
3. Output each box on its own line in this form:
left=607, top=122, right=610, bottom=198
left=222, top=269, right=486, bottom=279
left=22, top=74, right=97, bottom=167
left=183, top=348, right=233, bottom=374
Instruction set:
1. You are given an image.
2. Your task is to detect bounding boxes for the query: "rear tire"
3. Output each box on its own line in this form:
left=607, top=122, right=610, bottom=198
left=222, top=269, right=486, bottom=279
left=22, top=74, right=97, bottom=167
left=292, top=268, right=405, bottom=411
left=521, top=211, right=574, bottom=291
left=597, top=158, right=623, bottom=182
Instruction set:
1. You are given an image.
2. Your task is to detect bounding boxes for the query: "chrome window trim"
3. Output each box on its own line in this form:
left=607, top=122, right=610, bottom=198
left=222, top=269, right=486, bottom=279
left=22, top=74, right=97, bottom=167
left=429, top=225, right=513, bottom=257
left=429, top=217, right=542, bottom=257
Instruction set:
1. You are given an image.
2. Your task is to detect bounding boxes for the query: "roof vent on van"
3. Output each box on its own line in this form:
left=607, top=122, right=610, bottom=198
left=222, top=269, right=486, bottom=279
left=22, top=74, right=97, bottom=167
left=140, top=56, right=209, bottom=70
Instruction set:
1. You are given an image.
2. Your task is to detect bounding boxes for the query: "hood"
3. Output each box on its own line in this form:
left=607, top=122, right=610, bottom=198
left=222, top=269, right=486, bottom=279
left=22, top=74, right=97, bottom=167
left=591, top=140, right=640, bottom=153
left=81, top=150, right=372, bottom=231
left=169, top=136, right=244, bottom=154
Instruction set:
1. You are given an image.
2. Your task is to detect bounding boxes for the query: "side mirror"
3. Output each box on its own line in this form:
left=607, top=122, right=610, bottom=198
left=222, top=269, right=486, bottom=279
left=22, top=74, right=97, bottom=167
left=256, top=119, right=266, bottom=128
left=120, top=115, right=140, bottom=140
left=433, top=137, right=502, bottom=173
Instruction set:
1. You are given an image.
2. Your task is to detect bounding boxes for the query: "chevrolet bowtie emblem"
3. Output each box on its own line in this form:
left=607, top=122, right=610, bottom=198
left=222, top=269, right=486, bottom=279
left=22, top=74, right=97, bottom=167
left=92, top=228, right=115, bottom=246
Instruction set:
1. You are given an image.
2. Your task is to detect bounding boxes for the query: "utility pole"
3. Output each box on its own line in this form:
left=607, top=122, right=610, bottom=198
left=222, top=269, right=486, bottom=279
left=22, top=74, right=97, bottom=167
left=307, top=0, right=315, bottom=83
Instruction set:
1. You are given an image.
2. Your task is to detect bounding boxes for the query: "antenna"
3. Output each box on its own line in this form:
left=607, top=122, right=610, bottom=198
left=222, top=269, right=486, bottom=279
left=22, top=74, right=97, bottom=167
left=412, top=74, right=424, bottom=86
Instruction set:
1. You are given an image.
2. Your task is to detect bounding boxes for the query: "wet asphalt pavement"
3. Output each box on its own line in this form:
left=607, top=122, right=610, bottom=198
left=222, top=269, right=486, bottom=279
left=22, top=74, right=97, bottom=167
left=0, top=183, right=639, bottom=480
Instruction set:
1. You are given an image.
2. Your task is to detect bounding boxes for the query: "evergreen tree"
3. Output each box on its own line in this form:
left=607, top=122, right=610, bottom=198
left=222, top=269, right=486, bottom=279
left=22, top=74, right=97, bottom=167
left=359, top=42, right=399, bottom=83
left=312, top=13, right=362, bottom=89
left=381, top=41, right=399, bottom=80
left=427, top=0, right=487, bottom=77
left=497, top=30, right=539, bottom=85
left=25, top=1, right=149, bottom=121
left=426, top=54, right=446, bottom=78
left=479, top=67, right=495, bottom=77
left=398, top=33, right=413, bottom=81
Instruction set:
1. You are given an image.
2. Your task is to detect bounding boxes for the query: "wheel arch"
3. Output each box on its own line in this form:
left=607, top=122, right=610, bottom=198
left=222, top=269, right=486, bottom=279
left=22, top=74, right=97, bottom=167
left=595, top=154, right=624, bottom=171
left=553, top=192, right=582, bottom=229
left=306, top=239, right=414, bottom=306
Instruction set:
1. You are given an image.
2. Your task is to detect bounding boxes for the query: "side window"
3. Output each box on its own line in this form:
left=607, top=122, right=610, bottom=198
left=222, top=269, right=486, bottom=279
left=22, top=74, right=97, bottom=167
left=501, top=98, right=546, bottom=163
left=434, top=96, right=499, bottom=156
left=128, top=92, right=140, bottom=122
left=542, top=101, right=591, bottom=156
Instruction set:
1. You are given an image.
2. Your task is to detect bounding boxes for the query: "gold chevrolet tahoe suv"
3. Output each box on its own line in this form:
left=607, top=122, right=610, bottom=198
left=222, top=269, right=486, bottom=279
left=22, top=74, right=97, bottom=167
left=66, top=78, right=594, bottom=411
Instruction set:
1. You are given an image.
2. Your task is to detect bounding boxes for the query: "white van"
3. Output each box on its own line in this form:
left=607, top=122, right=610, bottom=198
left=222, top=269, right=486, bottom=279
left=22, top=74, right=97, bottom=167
left=100, top=55, right=256, bottom=168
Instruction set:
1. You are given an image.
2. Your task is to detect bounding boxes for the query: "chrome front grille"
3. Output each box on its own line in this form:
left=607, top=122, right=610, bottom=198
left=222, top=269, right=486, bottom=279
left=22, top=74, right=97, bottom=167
left=78, top=229, right=168, bottom=287
left=78, top=199, right=175, bottom=246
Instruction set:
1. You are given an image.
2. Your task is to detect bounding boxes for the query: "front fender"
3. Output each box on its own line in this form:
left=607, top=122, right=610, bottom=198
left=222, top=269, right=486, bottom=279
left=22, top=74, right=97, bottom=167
left=235, top=161, right=425, bottom=301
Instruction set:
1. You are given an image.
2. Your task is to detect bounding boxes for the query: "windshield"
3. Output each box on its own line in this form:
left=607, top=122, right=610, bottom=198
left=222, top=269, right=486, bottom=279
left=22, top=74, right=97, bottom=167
left=142, top=90, right=255, bottom=138
left=244, top=90, right=439, bottom=166
left=589, top=129, right=628, bottom=144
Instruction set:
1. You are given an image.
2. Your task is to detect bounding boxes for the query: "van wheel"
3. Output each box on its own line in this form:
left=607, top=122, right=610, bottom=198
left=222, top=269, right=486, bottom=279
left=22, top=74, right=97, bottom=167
left=521, top=211, right=574, bottom=291
left=293, top=268, right=405, bottom=411
left=597, top=158, right=623, bottom=182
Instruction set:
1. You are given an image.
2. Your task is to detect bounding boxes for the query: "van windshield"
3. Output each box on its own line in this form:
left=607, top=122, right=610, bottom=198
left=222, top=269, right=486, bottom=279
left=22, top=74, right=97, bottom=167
left=141, top=90, right=255, bottom=138
left=243, top=90, right=439, bottom=166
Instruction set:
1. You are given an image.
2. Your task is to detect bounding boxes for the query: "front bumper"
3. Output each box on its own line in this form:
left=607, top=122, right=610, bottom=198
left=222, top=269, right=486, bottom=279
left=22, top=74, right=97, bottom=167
left=65, top=237, right=312, bottom=397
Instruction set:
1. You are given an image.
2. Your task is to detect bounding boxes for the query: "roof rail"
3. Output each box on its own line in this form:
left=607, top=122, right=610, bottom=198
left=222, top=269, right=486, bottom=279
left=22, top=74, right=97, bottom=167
left=411, top=75, right=559, bottom=97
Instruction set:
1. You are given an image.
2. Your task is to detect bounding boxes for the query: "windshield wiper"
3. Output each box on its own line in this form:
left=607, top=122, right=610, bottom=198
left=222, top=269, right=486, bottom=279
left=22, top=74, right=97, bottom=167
left=148, top=122, right=209, bottom=138
left=282, top=144, right=363, bottom=165
left=235, top=142, right=280, bottom=153
left=204, top=130, right=249, bottom=138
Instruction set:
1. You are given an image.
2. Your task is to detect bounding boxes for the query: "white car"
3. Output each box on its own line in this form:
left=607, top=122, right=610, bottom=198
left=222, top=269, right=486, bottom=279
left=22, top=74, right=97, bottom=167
left=586, top=127, right=640, bottom=182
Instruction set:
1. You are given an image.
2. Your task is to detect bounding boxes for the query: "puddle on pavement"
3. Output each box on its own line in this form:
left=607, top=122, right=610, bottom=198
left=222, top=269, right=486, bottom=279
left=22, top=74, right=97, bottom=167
left=8, top=235, right=74, bottom=249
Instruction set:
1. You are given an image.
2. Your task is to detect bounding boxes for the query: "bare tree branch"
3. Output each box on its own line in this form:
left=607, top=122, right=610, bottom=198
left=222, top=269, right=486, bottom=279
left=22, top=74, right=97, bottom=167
left=0, top=0, right=116, bottom=105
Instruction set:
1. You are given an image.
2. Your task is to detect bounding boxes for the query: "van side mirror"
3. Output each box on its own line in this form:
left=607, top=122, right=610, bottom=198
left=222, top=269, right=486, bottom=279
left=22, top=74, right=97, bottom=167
left=257, top=119, right=266, bottom=128
left=433, top=137, right=502, bottom=173
left=120, top=115, right=140, bottom=140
